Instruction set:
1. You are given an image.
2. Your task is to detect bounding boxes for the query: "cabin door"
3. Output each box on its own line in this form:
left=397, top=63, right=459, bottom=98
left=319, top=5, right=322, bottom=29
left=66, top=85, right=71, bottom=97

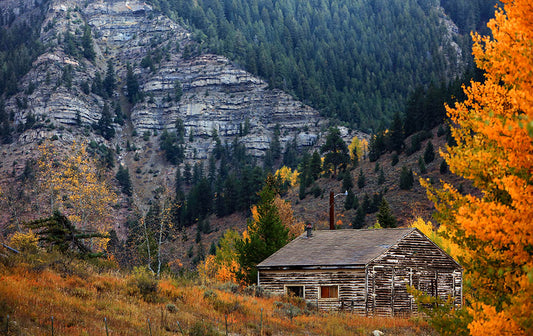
left=371, top=265, right=394, bottom=316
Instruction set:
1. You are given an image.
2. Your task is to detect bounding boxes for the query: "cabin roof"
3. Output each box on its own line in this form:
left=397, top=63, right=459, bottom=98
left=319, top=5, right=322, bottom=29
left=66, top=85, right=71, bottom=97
left=257, top=228, right=418, bottom=269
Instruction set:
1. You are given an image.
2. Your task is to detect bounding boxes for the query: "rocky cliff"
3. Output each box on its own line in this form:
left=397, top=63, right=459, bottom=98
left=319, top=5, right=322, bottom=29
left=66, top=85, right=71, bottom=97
left=0, top=0, right=345, bottom=211
left=6, top=0, right=325, bottom=155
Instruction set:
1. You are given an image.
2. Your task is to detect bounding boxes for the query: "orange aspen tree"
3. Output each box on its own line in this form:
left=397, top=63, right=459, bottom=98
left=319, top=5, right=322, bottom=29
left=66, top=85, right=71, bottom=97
left=426, top=1, right=533, bottom=334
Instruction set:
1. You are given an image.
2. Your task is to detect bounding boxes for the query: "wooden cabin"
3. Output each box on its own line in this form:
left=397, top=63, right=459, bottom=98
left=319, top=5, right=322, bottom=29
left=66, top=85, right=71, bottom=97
left=257, top=228, right=462, bottom=316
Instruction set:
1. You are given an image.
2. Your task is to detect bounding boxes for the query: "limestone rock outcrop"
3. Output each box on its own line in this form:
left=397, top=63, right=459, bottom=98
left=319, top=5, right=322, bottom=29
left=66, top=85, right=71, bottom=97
left=6, top=0, right=326, bottom=164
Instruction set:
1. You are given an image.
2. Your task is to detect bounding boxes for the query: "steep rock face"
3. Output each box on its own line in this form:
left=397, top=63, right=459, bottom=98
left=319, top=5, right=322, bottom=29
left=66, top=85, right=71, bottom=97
left=5, top=0, right=325, bottom=165
left=83, top=0, right=325, bottom=159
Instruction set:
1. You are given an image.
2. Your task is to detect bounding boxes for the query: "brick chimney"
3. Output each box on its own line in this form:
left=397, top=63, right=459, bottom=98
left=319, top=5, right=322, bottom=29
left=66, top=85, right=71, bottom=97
left=305, top=223, right=313, bottom=238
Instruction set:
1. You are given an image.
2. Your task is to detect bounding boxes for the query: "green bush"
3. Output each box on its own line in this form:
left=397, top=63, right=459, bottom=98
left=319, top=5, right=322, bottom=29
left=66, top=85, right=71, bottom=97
left=129, top=266, right=159, bottom=302
left=188, top=320, right=219, bottom=336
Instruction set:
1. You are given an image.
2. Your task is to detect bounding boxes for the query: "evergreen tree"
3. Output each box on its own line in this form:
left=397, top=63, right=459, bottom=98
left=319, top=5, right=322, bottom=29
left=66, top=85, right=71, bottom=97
left=399, top=166, right=414, bottom=190
left=440, top=159, right=448, bottom=174
left=387, top=112, right=404, bottom=152
left=236, top=175, right=289, bottom=284
left=345, top=189, right=355, bottom=210
left=92, top=72, right=104, bottom=96
left=310, top=150, right=322, bottom=180
left=174, top=80, right=183, bottom=101
left=270, top=124, right=281, bottom=160
left=183, top=163, right=192, bottom=184
left=175, top=166, right=184, bottom=199
left=377, top=168, right=385, bottom=185
left=352, top=206, right=366, bottom=229
left=424, top=140, right=435, bottom=163
left=97, top=103, right=115, bottom=140
left=391, top=152, right=399, bottom=166
left=114, top=102, right=124, bottom=125
left=368, top=132, right=386, bottom=162
left=82, top=25, right=95, bottom=61
left=357, top=169, right=365, bottom=189
left=376, top=198, right=397, bottom=228
left=321, top=127, right=349, bottom=176
left=126, top=63, right=141, bottom=104
left=342, top=171, right=353, bottom=192
left=362, top=193, right=372, bottom=213
left=175, top=117, right=186, bottom=143
left=103, top=59, right=116, bottom=97
left=116, top=164, right=132, bottom=196
left=418, top=156, right=427, bottom=174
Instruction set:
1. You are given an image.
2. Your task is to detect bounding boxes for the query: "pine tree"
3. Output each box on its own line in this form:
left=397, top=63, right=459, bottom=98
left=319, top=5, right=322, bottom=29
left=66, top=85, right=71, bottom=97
left=236, top=175, right=289, bottom=284
left=376, top=198, right=396, bottom=228
left=439, top=159, right=448, bottom=174
left=116, top=164, right=132, bottom=196
left=345, top=189, right=355, bottom=210
left=388, top=112, right=404, bottom=152
left=391, top=152, right=399, bottom=166
left=424, top=140, right=435, bottom=164
left=352, top=206, right=366, bottom=229
left=357, top=169, right=365, bottom=189
left=399, top=166, right=414, bottom=190
left=103, top=59, right=116, bottom=97
left=418, top=156, right=427, bottom=174
left=82, top=25, right=95, bottom=61
left=377, top=168, right=385, bottom=185
left=126, top=63, right=141, bottom=104
left=97, top=103, right=115, bottom=140
left=310, top=150, right=322, bottom=180
left=321, top=127, right=350, bottom=176
left=342, top=171, right=353, bottom=191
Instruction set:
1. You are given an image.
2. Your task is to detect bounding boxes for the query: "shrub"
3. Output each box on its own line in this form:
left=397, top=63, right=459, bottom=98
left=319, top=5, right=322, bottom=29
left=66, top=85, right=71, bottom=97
left=391, top=152, right=399, bottom=166
left=311, top=184, right=321, bottom=198
left=9, top=231, right=39, bottom=254
left=243, top=284, right=267, bottom=297
left=128, top=266, right=159, bottom=302
left=189, top=321, right=219, bottom=336
left=166, top=303, right=178, bottom=313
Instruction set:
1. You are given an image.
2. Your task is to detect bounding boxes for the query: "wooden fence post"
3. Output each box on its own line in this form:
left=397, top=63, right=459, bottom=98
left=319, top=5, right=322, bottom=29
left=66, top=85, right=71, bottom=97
left=225, top=314, right=228, bottom=336
left=176, top=321, right=184, bottom=335
left=260, top=308, right=263, bottom=336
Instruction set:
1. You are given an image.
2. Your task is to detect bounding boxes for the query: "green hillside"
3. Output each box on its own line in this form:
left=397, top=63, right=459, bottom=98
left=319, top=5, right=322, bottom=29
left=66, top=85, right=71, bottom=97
left=150, top=0, right=497, bottom=130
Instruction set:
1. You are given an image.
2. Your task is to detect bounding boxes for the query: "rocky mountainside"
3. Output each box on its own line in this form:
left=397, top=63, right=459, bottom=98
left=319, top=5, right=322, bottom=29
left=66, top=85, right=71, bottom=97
left=1, top=0, right=334, bottom=192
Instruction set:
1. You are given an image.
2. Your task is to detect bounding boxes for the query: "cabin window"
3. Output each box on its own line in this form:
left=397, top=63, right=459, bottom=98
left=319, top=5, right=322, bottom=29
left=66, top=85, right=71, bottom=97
left=320, top=285, right=339, bottom=299
left=286, top=285, right=304, bottom=298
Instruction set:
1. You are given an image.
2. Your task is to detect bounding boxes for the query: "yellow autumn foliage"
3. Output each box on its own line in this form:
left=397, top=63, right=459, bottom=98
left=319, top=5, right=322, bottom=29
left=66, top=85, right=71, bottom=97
left=274, top=166, right=299, bottom=186
left=37, top=141, right=117, bottom=251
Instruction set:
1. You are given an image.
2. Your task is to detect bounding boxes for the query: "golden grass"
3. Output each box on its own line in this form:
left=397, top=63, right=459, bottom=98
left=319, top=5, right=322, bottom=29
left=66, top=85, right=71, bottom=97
left=0, top=255, right=436, bottom=336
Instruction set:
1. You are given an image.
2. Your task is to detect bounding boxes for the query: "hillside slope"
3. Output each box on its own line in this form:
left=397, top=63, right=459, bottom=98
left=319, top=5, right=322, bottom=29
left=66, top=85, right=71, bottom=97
left=0, top=250, right=435, bottom=335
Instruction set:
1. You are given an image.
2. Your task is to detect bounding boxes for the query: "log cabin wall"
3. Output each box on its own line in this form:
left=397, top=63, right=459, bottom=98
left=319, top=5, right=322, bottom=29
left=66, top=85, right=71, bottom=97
left=366, top=229, right=463, bottom=316
left=259, top=268, right=367, bottom=312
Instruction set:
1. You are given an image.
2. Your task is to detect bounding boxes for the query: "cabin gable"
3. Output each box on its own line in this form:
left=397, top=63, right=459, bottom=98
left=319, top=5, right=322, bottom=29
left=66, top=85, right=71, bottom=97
left=366, top=229, right=462, bottom=316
